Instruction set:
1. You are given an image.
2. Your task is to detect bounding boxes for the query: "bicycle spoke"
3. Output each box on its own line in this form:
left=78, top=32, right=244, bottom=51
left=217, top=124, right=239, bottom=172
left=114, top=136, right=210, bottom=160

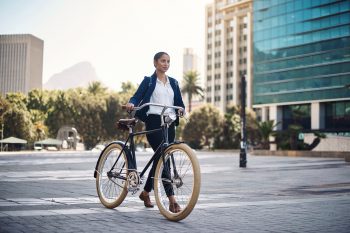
left=154, top=143, right=200, bottom=221
left=96, top=143, right=128, bottom=208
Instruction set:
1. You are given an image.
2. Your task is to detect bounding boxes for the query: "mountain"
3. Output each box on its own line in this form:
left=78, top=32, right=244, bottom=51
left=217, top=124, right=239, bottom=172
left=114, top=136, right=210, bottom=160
left=44, top=62, right=100, bottom=90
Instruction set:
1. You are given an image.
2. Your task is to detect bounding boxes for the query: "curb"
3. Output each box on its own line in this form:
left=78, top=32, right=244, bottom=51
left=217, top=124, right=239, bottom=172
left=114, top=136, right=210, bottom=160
left=345, top=154, right=350, bottom=162
left=251, top=150, right=350, bottom=160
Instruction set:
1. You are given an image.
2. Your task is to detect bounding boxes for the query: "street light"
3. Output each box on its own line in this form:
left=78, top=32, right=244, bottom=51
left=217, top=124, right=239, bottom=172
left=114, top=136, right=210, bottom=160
left=0, top=123, right=3, bottom=152
left=240, top=74, right=247, bottom=168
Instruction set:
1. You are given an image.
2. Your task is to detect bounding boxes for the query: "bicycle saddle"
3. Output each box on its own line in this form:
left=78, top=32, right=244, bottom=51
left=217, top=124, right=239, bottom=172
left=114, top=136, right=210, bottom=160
left=117, top=118, right=137, bottom=130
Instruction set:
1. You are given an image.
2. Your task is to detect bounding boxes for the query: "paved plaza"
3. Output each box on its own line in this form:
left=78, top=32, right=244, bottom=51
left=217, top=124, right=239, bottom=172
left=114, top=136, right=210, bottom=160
left=0, top=150, right=349, bottom=232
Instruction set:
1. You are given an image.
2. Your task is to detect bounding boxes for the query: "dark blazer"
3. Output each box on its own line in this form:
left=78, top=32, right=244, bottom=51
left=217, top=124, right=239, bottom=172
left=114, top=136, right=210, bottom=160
left=129, top=71, right=185, bottom=125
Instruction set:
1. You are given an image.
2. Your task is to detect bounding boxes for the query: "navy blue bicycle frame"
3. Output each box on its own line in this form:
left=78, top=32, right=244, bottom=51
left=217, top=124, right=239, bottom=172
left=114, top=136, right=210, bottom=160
left=109, top=123, right=171, bottom=179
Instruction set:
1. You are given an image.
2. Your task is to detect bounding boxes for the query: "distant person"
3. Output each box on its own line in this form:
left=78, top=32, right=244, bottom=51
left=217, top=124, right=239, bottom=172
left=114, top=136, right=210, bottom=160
left=125, top=52, right=185, bottom=213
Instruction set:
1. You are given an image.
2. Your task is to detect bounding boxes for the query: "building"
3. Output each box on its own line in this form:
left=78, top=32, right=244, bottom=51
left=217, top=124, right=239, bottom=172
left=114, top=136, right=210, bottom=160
left=205, top=0, right=253, bottom=112
left=253, top=0, right=350, bottom=134
left=0, top=34, right=44, bottom=96
left=182, top=48, right=203, bottom=111
left=183, top=48, right=198, bottom=74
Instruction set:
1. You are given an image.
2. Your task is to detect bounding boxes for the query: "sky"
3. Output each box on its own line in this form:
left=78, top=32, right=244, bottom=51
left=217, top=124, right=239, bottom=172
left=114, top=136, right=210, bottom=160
left=0, top=0, right=213, bottom=90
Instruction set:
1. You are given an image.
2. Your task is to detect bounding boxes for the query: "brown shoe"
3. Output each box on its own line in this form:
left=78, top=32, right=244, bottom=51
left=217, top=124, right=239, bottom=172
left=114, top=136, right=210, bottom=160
left=139, top=191, right=154, bottom=208
left=169, top=202, right=181, bottom=213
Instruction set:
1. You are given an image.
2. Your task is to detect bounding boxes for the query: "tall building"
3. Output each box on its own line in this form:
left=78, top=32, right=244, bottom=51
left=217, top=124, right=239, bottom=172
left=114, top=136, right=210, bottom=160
left=253, top=0, right=350, bottom=133
left=183, top=48, right=198, bottom=74
left=182, top=48, right=203, bottom=111
left=205, top=0, right=253, bottom=112
left=0, top=34, right=44, bottom=96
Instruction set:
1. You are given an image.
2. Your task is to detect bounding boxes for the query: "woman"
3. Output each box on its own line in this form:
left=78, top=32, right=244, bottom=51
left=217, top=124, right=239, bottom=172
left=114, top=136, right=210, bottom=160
left=126, top=52, right=185, bottom=213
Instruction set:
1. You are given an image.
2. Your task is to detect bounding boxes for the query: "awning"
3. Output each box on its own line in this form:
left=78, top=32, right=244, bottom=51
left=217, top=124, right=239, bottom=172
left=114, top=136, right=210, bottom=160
left=34, top=138, right=63, bottom=146
left=0, top=136, right=27, bottom=144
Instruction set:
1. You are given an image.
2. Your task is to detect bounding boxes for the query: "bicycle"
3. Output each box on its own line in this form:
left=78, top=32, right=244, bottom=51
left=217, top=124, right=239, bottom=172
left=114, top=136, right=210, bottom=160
left=93, top=103, right=201, bottom=221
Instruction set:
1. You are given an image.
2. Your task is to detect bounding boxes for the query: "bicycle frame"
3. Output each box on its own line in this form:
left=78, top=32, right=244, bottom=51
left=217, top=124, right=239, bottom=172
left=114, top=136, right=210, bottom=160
left=110, top=123, right=168, bottom=179
left=106, top=103, right=184, bottom=182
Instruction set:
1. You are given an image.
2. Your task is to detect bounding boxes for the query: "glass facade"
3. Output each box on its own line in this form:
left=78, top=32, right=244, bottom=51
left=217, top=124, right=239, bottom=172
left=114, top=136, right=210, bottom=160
left=325, top=100, right=350, bottom=129
left=253, top=0, right=350, bottom=105
left=282, top=104, right=311, bottom=130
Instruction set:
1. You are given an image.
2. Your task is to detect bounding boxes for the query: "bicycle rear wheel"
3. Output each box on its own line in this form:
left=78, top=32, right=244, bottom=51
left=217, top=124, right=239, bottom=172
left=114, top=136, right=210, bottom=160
left=154, top=143, right=201, bottom=221
left=96, top=143, right=128, bottom=208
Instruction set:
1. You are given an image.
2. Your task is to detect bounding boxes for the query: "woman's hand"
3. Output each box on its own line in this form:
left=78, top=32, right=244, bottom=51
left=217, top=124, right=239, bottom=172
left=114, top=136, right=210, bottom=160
left=178, top=108, right=185, bottom=117
left=125, top=103, right=134, bottom=111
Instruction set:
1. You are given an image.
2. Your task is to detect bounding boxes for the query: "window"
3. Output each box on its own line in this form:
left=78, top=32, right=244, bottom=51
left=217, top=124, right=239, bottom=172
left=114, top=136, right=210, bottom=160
left=325, top=101, right=350, bottom=129
left=282, top=104, right=311, bottom=130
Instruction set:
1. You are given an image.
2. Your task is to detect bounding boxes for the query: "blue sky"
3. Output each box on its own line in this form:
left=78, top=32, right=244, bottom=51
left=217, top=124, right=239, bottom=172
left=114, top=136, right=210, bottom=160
left=0, top=0, right=212, bottom=90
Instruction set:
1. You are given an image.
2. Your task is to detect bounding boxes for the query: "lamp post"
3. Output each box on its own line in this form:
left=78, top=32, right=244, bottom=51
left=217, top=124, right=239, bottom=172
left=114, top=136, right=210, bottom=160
left=240, top=74, right=247, bottom=167
left=0, top=123, right=3, bottom=152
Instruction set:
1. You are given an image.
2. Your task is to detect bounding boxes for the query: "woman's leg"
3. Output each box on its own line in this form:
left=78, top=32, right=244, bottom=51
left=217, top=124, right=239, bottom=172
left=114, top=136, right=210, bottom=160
left=144, top=115, right=163, bottom=193
left=144, top=115, right=175, bottom=193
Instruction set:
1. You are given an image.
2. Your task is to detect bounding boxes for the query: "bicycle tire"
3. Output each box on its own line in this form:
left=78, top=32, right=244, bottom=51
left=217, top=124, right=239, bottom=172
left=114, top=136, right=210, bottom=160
left=154, top=143, right=201, bottom=221
left=96, top=143, right=128, bottom=208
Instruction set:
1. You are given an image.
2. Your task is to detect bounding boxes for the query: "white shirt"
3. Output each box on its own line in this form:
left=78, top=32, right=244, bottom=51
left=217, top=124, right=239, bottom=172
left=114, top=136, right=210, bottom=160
left=147, top=77, right=175, bottom=115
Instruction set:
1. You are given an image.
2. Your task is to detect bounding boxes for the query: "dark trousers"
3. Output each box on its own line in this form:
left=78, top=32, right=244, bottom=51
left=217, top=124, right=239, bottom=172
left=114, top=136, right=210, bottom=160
left=144, top=114, right=175, bottom=196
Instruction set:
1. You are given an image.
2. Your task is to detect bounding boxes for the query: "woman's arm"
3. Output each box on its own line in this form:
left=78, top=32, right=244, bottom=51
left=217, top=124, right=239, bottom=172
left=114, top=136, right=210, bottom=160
left=173, top=79, right=185, bottom=115
left=176, top=81, right=185, bottom=109
left=129, top=76, right=150, bottom=106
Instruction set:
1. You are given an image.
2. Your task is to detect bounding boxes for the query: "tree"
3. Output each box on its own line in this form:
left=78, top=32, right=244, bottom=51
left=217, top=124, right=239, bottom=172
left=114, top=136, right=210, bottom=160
left=33, top=120, right=47, bottom=141
left=45, top=91, right=75, bottom=137
left=67, top=88, right=107, bottom=149
left=256, top=120, right=279, bottom=149
left=27, top=89, right=48, bottom=112
left=27, top=89, right=49, bottom=141
left=87, top=81, right=107, bottom=96
left=101, top=93, right=136, bottom=143
left=0, top=96, right=10, bottom=146
left=4, top=93, right=34, bottom=141
left=214, top=106, right=240, bottom=149
left=181, top=70, right=203, bottom=113
left=182, top=104, right=222, bottom=149
left=214, top=105, right=258, bottom=149
left=118, top=81, right=137, bottom=105
left=0, top=96, right=10, bottom=123
left=120, top=81, right=136, bottom=95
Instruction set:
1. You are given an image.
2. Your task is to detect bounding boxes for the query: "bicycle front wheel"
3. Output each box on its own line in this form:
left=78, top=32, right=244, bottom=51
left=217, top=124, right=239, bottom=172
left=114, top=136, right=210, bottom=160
left=96, top=143, right=128, bottom=208
left=154, top=143, right=201, bottom=221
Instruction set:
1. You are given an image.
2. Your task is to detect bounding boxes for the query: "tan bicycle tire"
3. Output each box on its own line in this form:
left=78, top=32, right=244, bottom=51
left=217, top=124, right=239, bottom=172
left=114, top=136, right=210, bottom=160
left=154, top=143, right=201, bottom=221
left=96, top=143, right=128, bottom=208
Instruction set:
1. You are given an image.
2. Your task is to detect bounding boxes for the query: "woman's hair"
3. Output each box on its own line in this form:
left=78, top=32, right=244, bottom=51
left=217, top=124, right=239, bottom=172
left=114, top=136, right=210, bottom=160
left=154, top=52, right=169, bottom=61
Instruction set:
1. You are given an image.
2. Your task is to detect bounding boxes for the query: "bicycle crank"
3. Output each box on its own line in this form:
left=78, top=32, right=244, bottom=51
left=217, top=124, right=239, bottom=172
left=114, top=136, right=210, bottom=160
left=127, top=171, right=140, bottom=194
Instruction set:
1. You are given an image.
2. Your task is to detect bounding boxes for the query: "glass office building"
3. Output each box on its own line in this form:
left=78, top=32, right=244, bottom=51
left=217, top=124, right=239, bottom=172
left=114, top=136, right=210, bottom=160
left=253, top=0, right=350, bottom=132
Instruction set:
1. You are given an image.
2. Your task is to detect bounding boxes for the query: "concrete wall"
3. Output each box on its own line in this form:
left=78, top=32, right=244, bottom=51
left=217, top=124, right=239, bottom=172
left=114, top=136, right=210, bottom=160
left=304, top=133, right=350, bottom=152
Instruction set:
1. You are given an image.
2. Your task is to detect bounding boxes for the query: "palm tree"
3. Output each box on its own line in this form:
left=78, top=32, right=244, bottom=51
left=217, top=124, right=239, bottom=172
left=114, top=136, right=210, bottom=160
left=87, top=81, right=107, bottom=96
left=181, top=70, right=204, bottom=112
left=256, top=120, right=279, bottom=149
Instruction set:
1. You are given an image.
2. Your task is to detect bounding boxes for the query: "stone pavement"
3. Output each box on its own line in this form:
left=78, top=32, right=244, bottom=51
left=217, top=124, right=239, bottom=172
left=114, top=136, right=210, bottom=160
left=0, top=150, right=349, bottom=233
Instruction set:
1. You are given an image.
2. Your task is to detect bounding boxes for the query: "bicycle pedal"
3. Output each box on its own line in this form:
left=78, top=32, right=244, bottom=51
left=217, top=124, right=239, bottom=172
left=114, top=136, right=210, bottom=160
left=130, top=188, right=139, bottom=195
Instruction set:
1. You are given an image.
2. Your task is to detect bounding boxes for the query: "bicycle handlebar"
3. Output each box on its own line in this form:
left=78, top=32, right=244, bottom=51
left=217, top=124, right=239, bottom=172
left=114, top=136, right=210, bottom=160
left=122, top=103, right=184, bottom=112
left=122, top=103, right=187, bottom=125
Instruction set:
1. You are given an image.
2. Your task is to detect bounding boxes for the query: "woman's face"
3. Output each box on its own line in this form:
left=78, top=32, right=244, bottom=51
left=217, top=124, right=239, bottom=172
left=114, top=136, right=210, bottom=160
left=154, top=54, right=170, bottom=73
